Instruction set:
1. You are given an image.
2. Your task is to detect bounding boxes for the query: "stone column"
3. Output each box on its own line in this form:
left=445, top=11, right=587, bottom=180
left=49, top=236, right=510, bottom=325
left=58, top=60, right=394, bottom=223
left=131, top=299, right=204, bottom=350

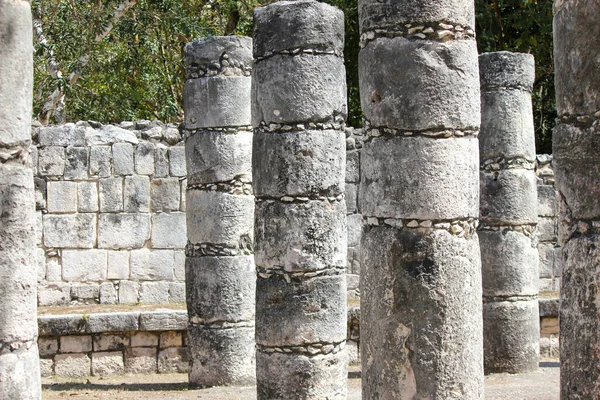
left=0, top=1, right=42, bottom=398
left=358, top=0, right=483, bottom=398
left=553, top=0, right=600, bottom=397
left=478, top=52, right=539, bottom=374
left=252, top=1, right=348, bottom=398
left=183, top=36, right=255, bottom=386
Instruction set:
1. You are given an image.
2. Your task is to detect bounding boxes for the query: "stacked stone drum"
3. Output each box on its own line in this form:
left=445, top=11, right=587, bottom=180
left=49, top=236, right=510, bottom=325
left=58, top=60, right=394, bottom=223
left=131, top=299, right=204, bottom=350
left=358, top=0, right=484, bottom=397
left=252, top=1, right=348, bottom=398
left=183, top=36, right=256, bottom=386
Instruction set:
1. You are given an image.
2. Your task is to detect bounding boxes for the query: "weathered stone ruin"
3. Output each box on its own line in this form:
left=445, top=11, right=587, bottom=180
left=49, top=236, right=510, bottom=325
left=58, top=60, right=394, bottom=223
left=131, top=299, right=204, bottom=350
left=0, top=0, right=42, bottom=397
left=553, top=0, right=600, bottom=398
left=183, top=36, right=256, bottom=386
left=479, top=52, right=540, bottom=373
left=358, top=0, right=483, bottom=397
left=252, top=1, right=348, bottom=398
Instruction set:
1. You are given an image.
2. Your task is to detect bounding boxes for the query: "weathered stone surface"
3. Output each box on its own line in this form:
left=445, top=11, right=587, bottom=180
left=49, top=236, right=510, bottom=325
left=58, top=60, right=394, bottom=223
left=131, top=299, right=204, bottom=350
left=169, top=282, right=185, bottom=303
left=130, top=249, right=174, bottom=281
left=186, top=256, right=255, bottom=322
left=61, top=335, right=92, bottom=353
left=345, top=183, right=358, bottom=214
left=62, top=250, right=107, bottom=282
left=38, top=338, right=58, bottom=356
left=185, top=77, right=252, bottom=129
left=93, top=334, right=128, bottom=352
left=346, top=150, right=360, bottom=184
left=38, top=124, right=85, bottom=147
left=139, top=281, right=170, bottom=304
left=139, top=311, right=187, bottom=331
left=38, top=146, right=65, bottom=176
left=99, top=282, right=117, bottom=304
left=38, top=314, right=86, bottom=336
left=173, top=251, right=185, bottom=281
left=124, top=176, right=150, bottom=212
left=112, top=142, right=134, bottom=175
left=360, top=225, right=483, bottom=399
left=131, top=332, right=159, bottom=347
left=150, top=178, right=180, bottom=212
left=43, top=213, right=96, bottom=248
left=86, top=312, right=139, bottom=333
left=78, top=181, right=99, bottom=212
left=359, top=0, right=475, bottom=33
left=107, top=251, right=130, bottom=280
left=85, top=125, right=138, bottom=146
left=253, top=0, right=344, bottom=57
left=256, top=274, right=346, bottom=346
left=38, top=283, right=71, bottom=306
left=160, top=331, right=182, bottom=348
left=359, top=38, right=480, bottom=131
left=54, top=353, right=91, bottom=377
left=256, top=350, right=348, bottom=400
left=157, top=347, right=188, bottom=373
left=479, top=230, right=538, bottom=297
left=361, top=136, right=479, bottom=219
left=64, top=147, right=89, bottom=180
left=98, top=213, right=150, bottom=249
left=186, top=131, right=252, bottom=185
left=151, top=212, right=187, bottom=248
left=538, top=243, right=555, bottom=279
left=99, top=177, right=124, bottom=212
left=537, top=184, right=557, bottom=217
left=254, top=200, right=346, bottom=271
left=480, top=169, right=538, bottom=225
left=39, top=358, right=53, bottom=377
left=253, top=130, right=345, bottom=197
left=184, top=35, right=252, bottom=74
left=89, top=146, right=112, bottom=177
left=70, top=284, right=100, bottom=301
left=125, top=347, right=157, bottom=374
left=134, top=142, right=155, bottom=175
left=154, top=145, right=169, bottom=178
left=252, top=55, right=346, bottom=126
left=186, top=190, right=253, bottom=247
left=0, top=344, right=42, bottom=399
left=118, top=281, right=139, bottom=304
left=537, top=216, right=556, bottom=242
left=168, top=146, right=186, bottom=177
left=47, top=181, right=77, bottom=213
left=479, top=52, right=535, bottom=92
left=92, top=351, right=125, bottom=376
left=483, top=300, right=540, bottom=373
left=188, top=326, right=255, bottom=386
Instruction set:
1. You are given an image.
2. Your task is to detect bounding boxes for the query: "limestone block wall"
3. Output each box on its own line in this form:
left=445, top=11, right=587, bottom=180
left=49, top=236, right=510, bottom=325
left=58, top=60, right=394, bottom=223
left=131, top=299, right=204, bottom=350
left=345, top=127, right=363, bottom=298
left=33, top=121, right=187, bottom=306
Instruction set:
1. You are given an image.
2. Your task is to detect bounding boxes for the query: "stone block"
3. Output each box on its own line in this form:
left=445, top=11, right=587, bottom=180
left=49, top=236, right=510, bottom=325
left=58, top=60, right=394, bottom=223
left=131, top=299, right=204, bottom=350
left=70, top=284, right=100, bottom=301
left=62, top=250, right=107, bottom=282
left=64, top=147, right=89, bottom=180
left=347, top=340, right=360, bottom=365
left=253, top=130, right=345, bottom=197
left=361, top=136, right=479, bottom=219
left=85, top=124, right=139, bottom=145
left=359, top=37, right=480, bottom=131
left=539, top=278, right=553, bottom=293
left=60, top=335, right=92, bottom=353
left=537, top=216, right=557, bottom=242
left=169, top=282, right=186, bottom=303
left=89, top=146, right=112, bottom=177
left=107, top=251, right=130, bottom=280
left=537, top=185, right=557, bottom=218
left=35, top=211, right=43, bottom=245
left=38, top=314, right=86, bottom=337
left=38, top=146, right=66, bottom=176
left=347, top=247, right=361, bottom=275
left=92, top=351, right=125, bottom=376
left=151, top=212, right=187, bottom=248
left=538, top=243, right=555, bottom=279
left=173, top=251, right=185, bottom=281
left=184, top=76, right=251, bottom=129
left=180, top=180, right=186, bottom=211
left=479, top=52, right=535, bottom=91
left=100, top=282, right=118, bottom=304
left=483, top=300, right=540, bottom=373
left=185, top=130, right=251, bottom=185
left=160, top=331, right=182, bottom=348
left=36, top=248, right=46, bottom=282
left=139, top=311, right=187, bottom=331
left=38, top=283, right=71, bottom=306
left=540, top=317, right=559, bottom=335
left=39, top=358, right=53, bottom=377
left=184, top=36, right=252, bottom=76
left=187, top=190, right=254, bottom=247
left=187, top=325, right=255, bottom=386
left=169, top=146, right=186, bottom=177
left=118, top=280, right=139, bottom=304
left=347, top=274, right=360, bottom=291
left=47, top=181, right=77, bottom=213
left=346, top=150, right=360, bottom=183
left=54, top=354, right=91, bottom=377
left=345, top=183, right=358, bottom=214
left=124, top=175, right=150, bottom=212
left=30, top=146, right=38, bottom=175
left=157, top=347, right=188, bottom=373
left=252, top=55, right=346, bottom=126
left=38, top=124, right=85, bottom=147
left=347, top=214, right=363, bottom=248
left=78, top=181, right=99, bottom=212
left=479, top=230, right=538, bottom=297
left=98, top=213, right=150, bottom=249
left=139, top=281, right=170, bottom=304
left=38, top=338, right=58, bottom=357
left=155, top=145, right=169, bottom=178
left=256, top=274, right=346, bottom=346
left=480, top=90, right=536, bottom=162
left=45, top=256, right=62, bottom=282
left=254, top=200, right=346, bottom=271
left=86, top=312, right=139, bottom=333
left=186, top=256, right=255, bottom=322
left=150, top=178, right=180, bottom=212
left=112, top=142, right=134, bottom=175
left=256, top=350, right=347, bottom=399
left=125, top=347, right=157, bottom=374
left=99, top=177, right=123, bottom=212
left=130, top=249, right=174, bottom=281
left=131, top=332, right=159, bottom=347
left=93, top=334, right=129, bottom=352
left=134, top=142, right=155, bottom=175
left=480, top=169, right=538, bottom=225
left=34, top=177, right=46, bottom=210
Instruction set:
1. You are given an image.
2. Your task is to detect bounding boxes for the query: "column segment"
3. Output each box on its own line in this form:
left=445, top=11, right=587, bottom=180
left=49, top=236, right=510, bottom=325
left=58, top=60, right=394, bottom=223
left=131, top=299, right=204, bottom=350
left=0, top=0, right=42, bottom=398
left=183, top=36, right=255, bottom=386
left=553, top=0, right=600, bottom=397
left=358, top=0, right=484, bottom=397
left=479, top=52, right=539, bottom=373
left=252, top=1, right=348, bottom=398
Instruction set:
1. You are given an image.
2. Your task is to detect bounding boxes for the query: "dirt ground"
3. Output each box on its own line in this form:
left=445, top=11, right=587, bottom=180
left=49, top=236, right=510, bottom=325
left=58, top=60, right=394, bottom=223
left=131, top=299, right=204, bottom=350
left=42, top=361, right=560, bottom=399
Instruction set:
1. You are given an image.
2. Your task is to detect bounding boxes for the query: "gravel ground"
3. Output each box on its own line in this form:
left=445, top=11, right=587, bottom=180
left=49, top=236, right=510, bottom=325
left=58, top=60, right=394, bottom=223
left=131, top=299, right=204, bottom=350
left=42, top=361, right=559, bottom=399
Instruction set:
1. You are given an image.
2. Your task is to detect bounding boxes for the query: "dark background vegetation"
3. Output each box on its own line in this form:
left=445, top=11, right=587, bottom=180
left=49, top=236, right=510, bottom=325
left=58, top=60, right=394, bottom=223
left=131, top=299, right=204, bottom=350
left=33, top=0, right=554, bottom=153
